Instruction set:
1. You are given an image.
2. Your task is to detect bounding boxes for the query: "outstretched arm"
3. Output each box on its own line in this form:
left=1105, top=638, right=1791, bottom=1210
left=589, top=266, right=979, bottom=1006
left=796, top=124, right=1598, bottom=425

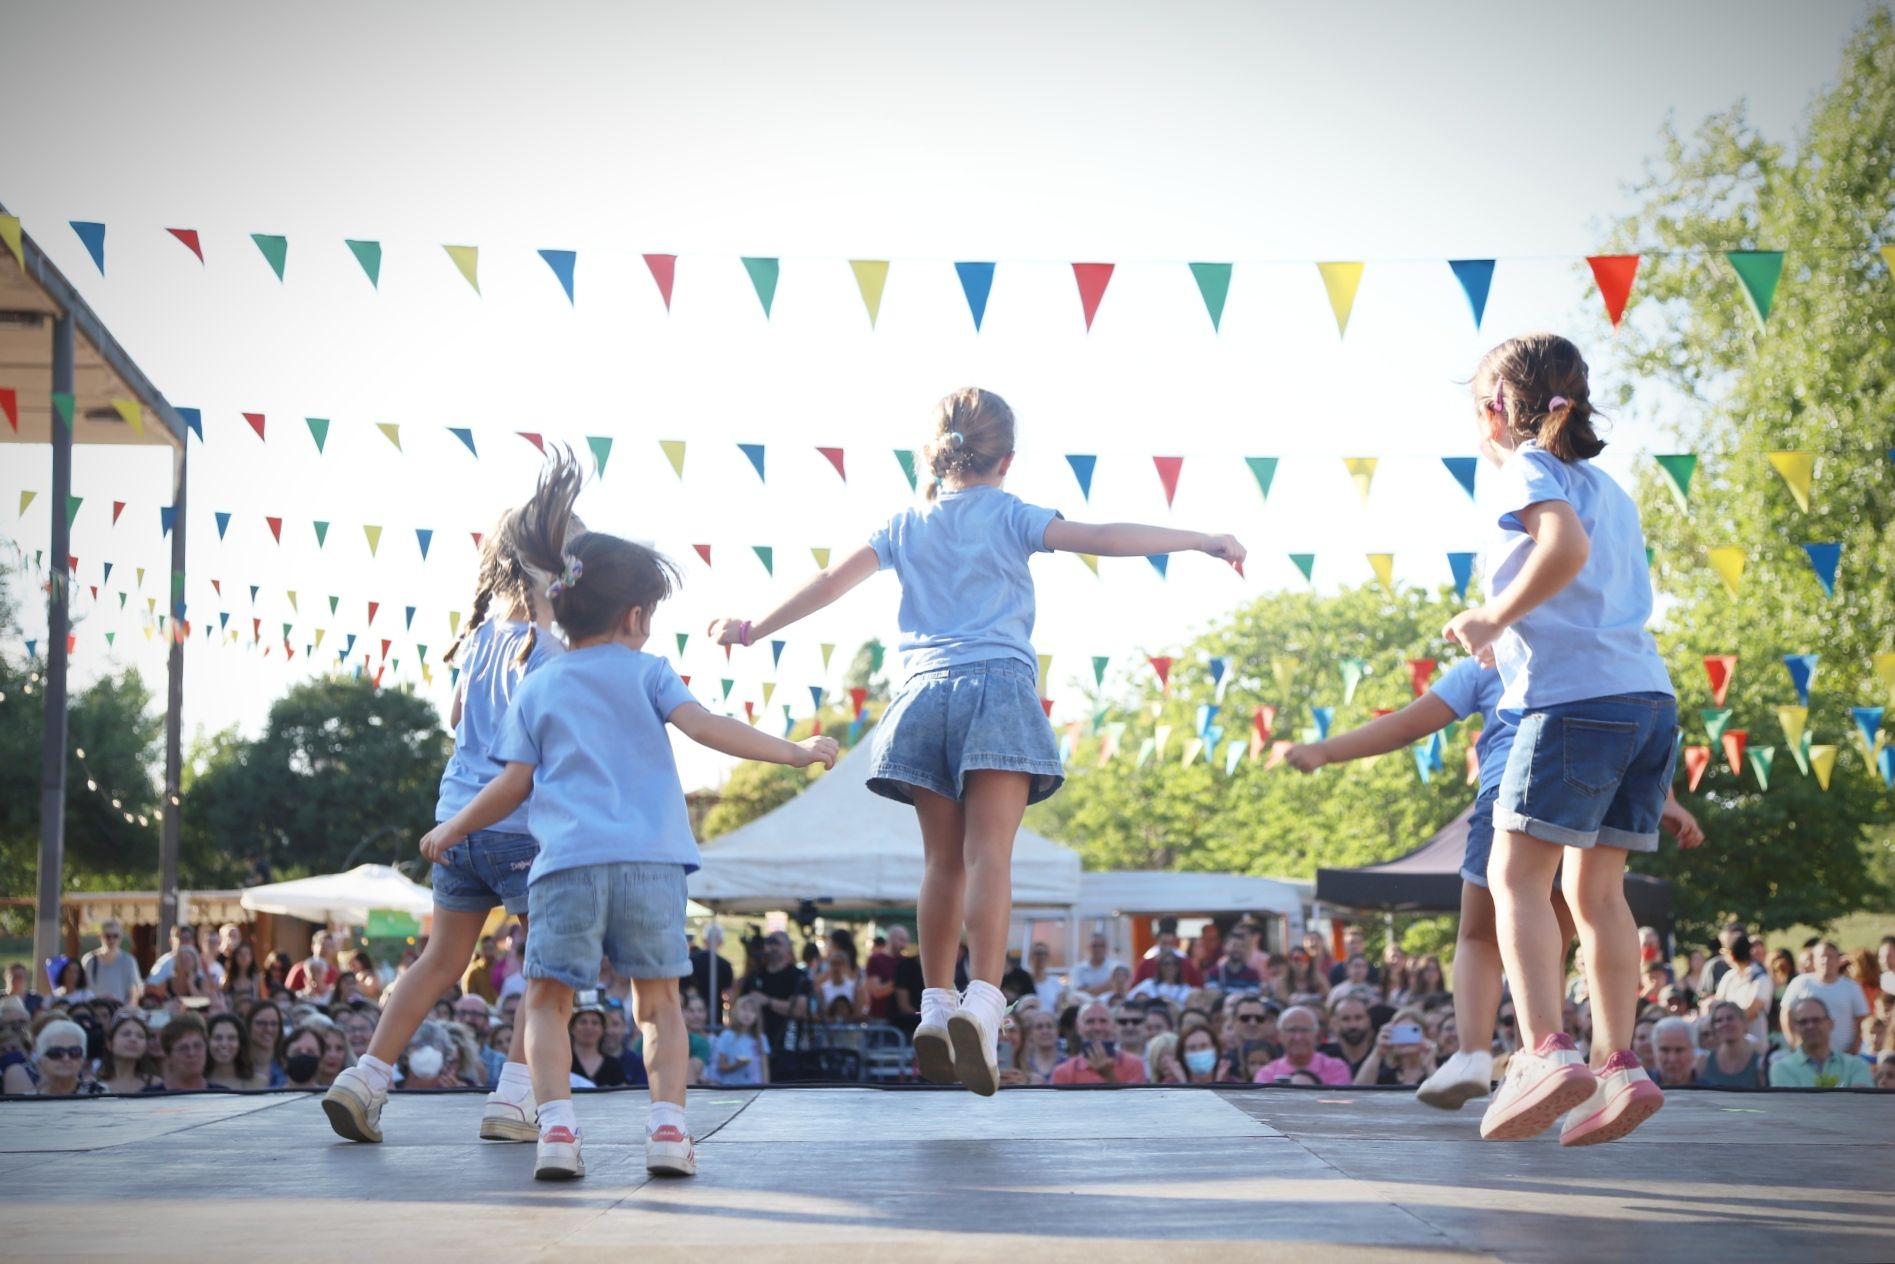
left=1445, top=501, right=1588, bottom=662
left=709, top=545, right=880, bottom=646
left=669, top=701, right=839, bottom=769
left=421, top=762, right=534, bottom=861
left=1286, top=695, right=1459, bottom=772
left=1043, top=519, right=1244, bottom=567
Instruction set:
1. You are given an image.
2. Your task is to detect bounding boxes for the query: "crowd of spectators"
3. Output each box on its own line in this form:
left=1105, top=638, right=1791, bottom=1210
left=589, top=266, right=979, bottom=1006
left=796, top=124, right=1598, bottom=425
left=2, top=913, right=1891, bottom=1097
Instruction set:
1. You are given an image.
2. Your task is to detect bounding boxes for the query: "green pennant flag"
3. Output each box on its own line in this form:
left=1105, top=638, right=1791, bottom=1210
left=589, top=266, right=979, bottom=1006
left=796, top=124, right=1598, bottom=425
left=328, top=595, right=340, bottom=616
left=251, top=233, right=288, bottom=282
left=345, top=239, right=381, bottom=288
left=587, top=435, right=613, bottom=476
left=1189, top=262, right=1232, bottom=332
left=894, top=449, right=918, bottom=492
left=1789, top=730, right=1812, bottom=775
left=117, top=592, right=127, bottom=609
left=676, top=632, right=689, bottom=655
left=1646, top=546, right=1656, bottom=569
left=313, top=521, right=330, bottom=548
left=1290, top=553, right=1316, bottom=582
left=720, top=678, right=735, bottom=700
left=753, top=545, right=774, bottom=575
left=104, top=631, right=114, bottom=646
left=1748, top=745, right=1775, bottom=791
left=51, top=392, right=74, bottom=429
left=1092, top=655, right=1109, bottom=686
left=1726, top=251, right=1784, bottom=326
left=305, top=417, right=330, bottom=453
left=1702, top=707, right=1733, bottom=744
left=1654, top=454, right=1698, bottom=509
left=741, top=257, right=779, bottom=318
left=65, top=495, right=83, bottom=529
left=1245, top=456, right=1278, bottom=501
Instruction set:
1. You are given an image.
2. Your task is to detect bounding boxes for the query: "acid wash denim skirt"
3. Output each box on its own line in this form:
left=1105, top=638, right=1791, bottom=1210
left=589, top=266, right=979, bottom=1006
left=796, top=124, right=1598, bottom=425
left=866, top=657, right=1065, bottom=806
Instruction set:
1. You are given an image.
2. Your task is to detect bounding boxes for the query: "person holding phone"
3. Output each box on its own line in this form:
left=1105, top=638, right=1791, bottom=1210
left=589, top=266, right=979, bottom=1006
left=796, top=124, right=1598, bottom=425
left=1357, top=1010, right=1439, bottom=1086
left=1050, top=1002, right=1147, bottom=1084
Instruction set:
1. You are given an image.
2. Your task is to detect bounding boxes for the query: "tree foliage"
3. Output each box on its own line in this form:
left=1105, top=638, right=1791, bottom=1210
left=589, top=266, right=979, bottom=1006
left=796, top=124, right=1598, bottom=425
left=1599, top=13, right=1895, bottom=939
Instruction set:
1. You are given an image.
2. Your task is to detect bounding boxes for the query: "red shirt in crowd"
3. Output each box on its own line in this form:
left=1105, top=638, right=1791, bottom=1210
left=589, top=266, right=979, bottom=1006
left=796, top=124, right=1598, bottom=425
left=1131, top=954, right=1203, bottom=988
left=863, top=950, right=896, bottom=1020
left=1051, top=1052, right=1148, bottom=1085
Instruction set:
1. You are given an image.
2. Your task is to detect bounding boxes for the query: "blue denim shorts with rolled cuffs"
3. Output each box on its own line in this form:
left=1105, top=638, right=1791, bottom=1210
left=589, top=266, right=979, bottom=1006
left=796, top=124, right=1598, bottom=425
left=867, top=658, right=1064, bottom=806
left=1494, top=693, right=1679, bottom=853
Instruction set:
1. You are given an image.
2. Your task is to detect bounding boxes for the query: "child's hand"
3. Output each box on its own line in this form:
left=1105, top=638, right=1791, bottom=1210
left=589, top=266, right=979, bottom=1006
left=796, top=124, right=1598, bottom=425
left=1443, top=607, right=1504, bottom=665
left=796, top=736, right=840, bottom=769
left=1200, top=534, right=1246, bottom=569
left=419, top=824, right=463, bottom=864
left=1284, top=743, right=1328, bottom=773
left=1660, top=801, right=1704, bottom=849
left=706, top=618, right=748, bottom=648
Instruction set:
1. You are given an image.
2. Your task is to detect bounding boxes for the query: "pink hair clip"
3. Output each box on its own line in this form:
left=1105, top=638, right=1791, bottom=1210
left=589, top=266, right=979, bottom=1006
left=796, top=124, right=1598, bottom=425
left=1547, top=395, right=1570, bottom=410
left=1488, top=380, right=1507, bottom=415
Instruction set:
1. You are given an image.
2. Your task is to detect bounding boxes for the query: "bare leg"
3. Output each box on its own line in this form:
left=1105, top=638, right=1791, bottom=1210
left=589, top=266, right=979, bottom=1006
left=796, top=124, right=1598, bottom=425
left=1562, top=846, right=1637, bottom=1060
left=910, top=788, right=967, bottom=990
left=632, top=977, right=686, bottom=1110
left=960, top=771, right=1029, bottom=985
left=504, top=914, right=531, bottom=1066
left=364, top=907, right=486, bottom=1066
left=1489, top=831, right=1567, bottom=1051
left=524, top=978, right=574, bottom=1112
left=1454, top=882, right=1503, bottom=1055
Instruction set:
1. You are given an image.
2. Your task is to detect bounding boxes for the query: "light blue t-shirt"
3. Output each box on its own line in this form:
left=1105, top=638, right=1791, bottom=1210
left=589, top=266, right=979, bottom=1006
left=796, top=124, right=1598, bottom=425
left=868, top=485, right=1062, bottom=679
left=436, top=619, right=564, bottom=833
left=1482, top=443, right=1673, bottom=712
left=1428, top=657, right=1513, bottom=794
left=492, top=644, right=700, bottom=882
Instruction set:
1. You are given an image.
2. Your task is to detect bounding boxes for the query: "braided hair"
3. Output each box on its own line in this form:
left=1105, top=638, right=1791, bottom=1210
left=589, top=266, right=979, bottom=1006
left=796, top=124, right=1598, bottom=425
left=921, top=388, right=1015, bottom=502
left=443, top=506, right=542, bottom=668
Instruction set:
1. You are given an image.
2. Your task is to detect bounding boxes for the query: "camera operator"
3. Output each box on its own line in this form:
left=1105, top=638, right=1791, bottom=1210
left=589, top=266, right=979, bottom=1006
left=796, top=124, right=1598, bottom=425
left=740, top=931, right=810, bottom=1079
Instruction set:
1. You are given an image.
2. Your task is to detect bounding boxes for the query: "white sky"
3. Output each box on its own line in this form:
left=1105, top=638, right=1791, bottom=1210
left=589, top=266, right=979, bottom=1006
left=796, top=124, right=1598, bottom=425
left=0, top=0, right=1874, bottom=794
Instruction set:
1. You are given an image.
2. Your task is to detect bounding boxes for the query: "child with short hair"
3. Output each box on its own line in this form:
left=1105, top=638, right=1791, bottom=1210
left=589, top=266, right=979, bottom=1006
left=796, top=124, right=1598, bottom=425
left=420, top=454, right=836, bottom=1180
left=710, top=387, right=1244, bottom=1095
left=1445, top=332, right=1678, bottom=1146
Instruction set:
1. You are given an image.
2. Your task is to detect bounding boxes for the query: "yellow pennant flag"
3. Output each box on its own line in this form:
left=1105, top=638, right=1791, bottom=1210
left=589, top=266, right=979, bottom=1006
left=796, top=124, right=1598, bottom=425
left=112, top=398, right=144, bottom=435
left=443, top=245, right=480, bottom=294
left=820, top=643, right=835, bottom=671
left=377, top=423, right=403, bottom=451
left=1272, top=656, right=1299, bottom=696
left=1181, top=738, right=1204, bottom=767
left=761, top=681, right=776, bottom=708
left=147, top=596, right=157, bottom=614
left=1077, top=553, right=1100, bottom=576
left=811, top=547, right=830, bottom=570
left=1808, top=744, right=1838, bottom=790
left=1872, top=651, right=1895, bottom=700
left=1037, top=654, right=1053, bottom=687
left=1882, top=245, right=1895, bottom=278
left=363, top=524, right=383, bottom=556
left=448, top=610, right=462, bottom=636
left=1776, top=705, right=1807, bottom=753
left=659, top=440, right=686, bottom=479
left=849, top=260, right=889, bottom=327
left=1367, top=552, right=1395, bottom=594
left=136, top=567, right=145, bottom=588
left=1765, top=451, right=1815, bottom=511
left=1316, top=262, right=1364, bottom=336
left=314, top=628, right=326, bottom=649
left=1707, top=547, right=1745, bottom=598
left=1343, top=457, right=1378, bottom=504
left=1154, top=724, right=1173, bottom=760
left=18, top=490, right=35, bottom=515
left=421, top=662, right=433, bottom=685
left=0, top=213, right=22, bottom=267
left=286, top=591, right=299, bottom=613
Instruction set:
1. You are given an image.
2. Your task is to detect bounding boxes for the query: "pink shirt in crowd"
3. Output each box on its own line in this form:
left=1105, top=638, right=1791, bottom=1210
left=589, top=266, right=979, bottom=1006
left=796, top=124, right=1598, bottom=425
left=1253, top=1052, right=1352, bottom=1086
left=1051, top=1052, right=1149, bottom=1085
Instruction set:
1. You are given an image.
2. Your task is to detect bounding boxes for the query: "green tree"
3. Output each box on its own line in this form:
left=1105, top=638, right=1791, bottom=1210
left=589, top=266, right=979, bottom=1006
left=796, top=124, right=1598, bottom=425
left=183, top=675, right=450, bottom=878
left=1599, top=12, right=1895, bottom=941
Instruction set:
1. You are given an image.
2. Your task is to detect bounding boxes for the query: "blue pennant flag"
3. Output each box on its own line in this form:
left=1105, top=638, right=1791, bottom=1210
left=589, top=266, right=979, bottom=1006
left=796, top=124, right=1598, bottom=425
left=1428, top=731, right=1446, bottom=771
left=1880, top=745, right=1895, bottom=788
left=102, top=562, right=112, bottom=585
left=1412, top=739, right=1433, bottom=783
left=809, top=686, right=824, bottom=712
left=416, top=528, right=433, bottom=559
left=1067, top=454, right=1097, bottom=501
left=218, top=612, right=229, bottom=630
left=1208, top=655, right=1230, bottom=687
left=343, top=633, right=357, bottom=658
left=1447, top=552, right=1476, bottom=601
left=404, top=606, right=416, bottom=630
left=448, top=427, right=477, bottom=456
left=1448, top=259, right=1495, bottom=327
left=955, top=262, right=995, bottom=331
left=70, top=220, right=106, bottom=273
left=1312, top=707, right=1335, bottom=740
left=176, top=407, right=202, bottom=441
left=1147, top=554, right=1169, bottom=579
left=1802, top=542, right=1840, bottom=597
left=538, top=249, right=577, bottom=304
left=214, top=511, right=232, bottom=539
left=738, top=443, right=766, bottom=482
left=1783, top=653, right=1818, bottom=705
left=1853, top=706, right=1885, bottom=751
left=1196, top=703, right=1219, bottom=738
left=25, top=640, right=36, bottom=659
left=160, top=506, right=177, bottom=536
left=1441, top=456, right=1479, bottom=500
left=771, top=639, right=786, bottom=669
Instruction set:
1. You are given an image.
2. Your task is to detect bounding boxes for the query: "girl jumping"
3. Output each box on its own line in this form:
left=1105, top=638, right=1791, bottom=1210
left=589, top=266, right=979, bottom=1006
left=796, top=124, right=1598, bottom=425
left=1445, top=333, right=1678, bottom=1146
left=710, top=387, right=1244, bottom=1095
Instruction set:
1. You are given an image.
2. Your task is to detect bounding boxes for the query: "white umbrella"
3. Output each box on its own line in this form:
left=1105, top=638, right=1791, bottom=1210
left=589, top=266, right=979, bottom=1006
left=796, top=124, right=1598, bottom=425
left=240, top=863, right=435, bottom=926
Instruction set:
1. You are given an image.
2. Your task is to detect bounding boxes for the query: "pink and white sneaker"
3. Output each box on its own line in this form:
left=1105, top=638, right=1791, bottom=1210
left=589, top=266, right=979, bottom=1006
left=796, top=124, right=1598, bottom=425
left=535, top=1126, right=584, bottom=1180
left=1560, top=1050, right=1664, bottom=1147
left=1479, top=1033, right=1597, bottom=1142
left=645, top=1124, right=697, bottom=1177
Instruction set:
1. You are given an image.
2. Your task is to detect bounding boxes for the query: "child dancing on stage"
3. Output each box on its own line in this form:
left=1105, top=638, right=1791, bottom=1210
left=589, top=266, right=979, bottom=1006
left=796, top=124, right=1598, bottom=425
left=711, top=387, right=1244, bottom=1095
left=1444, top=332, right=1678, bottom=1146
left=324, top=472, right=574, bottom=1145
left=420, top=454, right=837, bottom=1180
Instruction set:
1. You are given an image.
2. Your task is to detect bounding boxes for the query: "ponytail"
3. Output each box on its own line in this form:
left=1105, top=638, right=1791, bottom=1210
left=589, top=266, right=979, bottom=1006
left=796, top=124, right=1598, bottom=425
left=920, top=387, right=1016, bottom=500
left=1474, top=333, right=1605, bottom=463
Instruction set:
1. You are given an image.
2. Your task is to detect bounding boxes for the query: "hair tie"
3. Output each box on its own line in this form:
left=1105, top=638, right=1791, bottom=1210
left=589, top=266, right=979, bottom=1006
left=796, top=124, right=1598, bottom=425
left=545, top=554, right=583, bottom=600
left=947, top=431, right=964, bottom=448
left=1488, top=380, right=1507, bottom=416
left=1547, top=395, right=1570, bottom=410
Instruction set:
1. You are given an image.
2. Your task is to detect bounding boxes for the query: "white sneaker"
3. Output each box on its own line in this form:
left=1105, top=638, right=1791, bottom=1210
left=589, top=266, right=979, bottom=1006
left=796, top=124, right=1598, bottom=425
left=1479, top=1034, right=1596, bottom=1141
left=645, top=1124, right=697, bottom=1177
left=320, top=1066, right=386, bottom=1143
left=535, top=1126, right=584, bottom=1180
left=1416, top=1050, right=1493, bottom=1110
left=479, top=1088, right=537, bottom=1142
left=1559, top=1049, right=1664, bottom=1147
left=948, top=984, right=1004, bottom=1098
left=914, top=986, right=959, bottom=1085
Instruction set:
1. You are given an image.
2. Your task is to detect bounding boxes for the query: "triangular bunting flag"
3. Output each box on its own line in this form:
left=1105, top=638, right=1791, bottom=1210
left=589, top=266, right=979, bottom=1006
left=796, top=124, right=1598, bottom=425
left=368, top=601, right=380, bottom=625
left=1367, top=553, right=1395, bottom=594
left=1653, top=454, right=1697, bottom=508
left=447, top=426, right=476, bottom=456
left=1702, top=708, right=1733, bottom=744
left=587, top=436, right=613, bottom=476
left=1189, top=262, right=1232, bottom=331
left=811, top=548, right=830, bottom=569
left=1777, top=706, right=1808, bottom=758
left=1783, top=653, right=1818, bottom=705
left=1316, top=262, right=1364, bottom=336
left=160, top=507, right=178, bottom=536
left=1152, top=456, right=1183, bottom=507
left=51, top=392, right=73, bottom=430
left=1312, top=707, right=1335, bottom=740
left=849, top=260, right=888, bottom=327
left=1067, top=454, right=1096, bottom=501
left=0, top=387, right=15, bottom=432
left=112, top=398, right=143, bottom=434
left=676, top=632, right=690, bottom=656
left=894, top=449, right=918, bottom=491
left=214, top=511, right=231, bottom=539
left=70, top=221, right=106, bottom=273
left=405, top=606, right=417, bottom=630
left=1289, top=553, right=1316, bottom=583
left=1077, top=554, right=1099, bottom=576
left=1244, top=456, right=1277, bottom=501
left=1338, top=659, right=1366, bottom=705
left=643, top=254, right=676, bottom=310
left=738, top=443, right=766, bottom=482
left=1585, top=255, right=1639, bottom=327
left=1766, top=451, right=1815, bottom=511
left=1707, top=547, right=1744, bottom=598
left=1802, top=542, right=1840, bottom=597
left=243, top=412, right=266, bottom=441
left=753, top=545, right=773, bottom=575
left=1408, top=658, right=1437, bottom=697
left=306, top=417, right=330, bottom=452
left=1149, top=656, right=1173, bottom=693
left=64, top=495, right=82, bottom=529
left=1703, top=655, right=1737, bottom=707
left=250, top=233, right=287, bottom=282
left=377, top=422, right=402, bottom=451
left=1272, top=658, right=1298, bottom=696
left=1092, top=656, right=1109, bottom=686
left=443, top=244, right=480, bottom=294
left=692, top=544, right=712, bottom=566
left=1441, top=456, right=1479, bottom=500
left=1874, top=651, right=1895, bottom=702
left=1809, top=744, right=1838, bottom=790
left=363, top=524, right=382, bottom=556
left=110, top=500, right=124, bottom=525
left=538, top=249, right=577, bottom=304
left=517, top=432, right=545, bottom=454
left=0, top=214, right=23, bottom=267
left=313, top=521, right=330, bottom=547
left=1853, top=706, right=1885, bottom=754
left=1147, top=554, right=1169, bottom=579
left=1071, top=263, right=1114, bottom=331
left=416, top=528, right=433, bottom=559
left=1447, top=552, right=1475, bottom=601
left=1721, top=730, right=1748, bottom=777
left=1748, top=746, right=1775, bottom=791
left=741, top=257, right=779, bottom=317
left=1683, top=745, right=1712, bottom=792
left=177, top=407, right=201, bottom=440
left=660, top=440, right=686, bottom=479
left=817, top=447, right=846, bottom=482
left=1726, top=251, right=1784, bottom=326
left=770, top=642, right=785, bottom=669
left=955, top=262, right=995, bottom=331
left=1448, top=259, right=1494, bottom=327
left=345, top=239, right=381, bottom=288
left=1343, top=457, right=1378, bottom=504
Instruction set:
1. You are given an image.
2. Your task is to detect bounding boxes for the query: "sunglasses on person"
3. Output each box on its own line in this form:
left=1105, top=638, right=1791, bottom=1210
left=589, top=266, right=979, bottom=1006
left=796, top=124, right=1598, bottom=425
left=103, top=932, right=121, bottom=941
left=42, top=1046, right=84, bottom=1061
left=1115, top=1016, right=1143, bottom=1028
left=1236, top=1013, right=1269, bottom=1024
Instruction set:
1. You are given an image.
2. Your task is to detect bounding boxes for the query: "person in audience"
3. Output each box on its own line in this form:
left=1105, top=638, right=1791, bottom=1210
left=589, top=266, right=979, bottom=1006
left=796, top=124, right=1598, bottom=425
left=1015, top=1008, right=1061, bottom=1084
left=709, top=994, right=769, bottom=1086
left=160, top=1012, right=211, bottom=1092
left=1781, top=941, right=1870, bottom=1055
left=1253, top=1006, right=1351, bottom=1086
left=261, top=952, right=294, bottom=1000
left=1650, top=1017, right=1699, bottom=1088
left=1129, top=952, right=1191, bottom=1006
left=335, top=1006, right=378, bottom=1063
left=1111, top=1004, right=1149, bottom=1057
left=1071, top=933, right=1126, bottom=996
left=1134, top=919, right=1205, bottom=987
left=1178, top=1025, right=1229, bottom=1085
left=278, top=1024, right=329, bottom=1091
left=14, top=1019, right=103, bottom=1096
left=1771, top=998, right=1872, bottom=1088
left=1205, top=926, right=1264, bottom=993
left=1381, top=945, right=1413, bottom=1005
left=567, top=991, right=626, bottom=1087
left=242, top=1000, right=286, bottom=1086
left=1695, top=1000, right=1763, bottom=1088
left=80, top=920, right=142, bottom=1005
left=1321, top=995, right=1378, bottom=1078
left=223, top=940, right=262, bottom=1003
left=1409, top=956, right=1447, bottom=1002
left=346, top=951, right=384, bottom=1003
left=814, top=945, right=862, bottom=1021
left=204, top=1012, right=255, bottom=1090
left=314, top=1022, right=350, bottom=1086
left=1766, top=948, right=1798, bottom=1038
left=1356, top=1009, right=1437, bottom=1087
left=681, top=990, right=713, bottom=1084
left=98, top=1014, right=163, bottom=1095
left=1843, top=947, right=1880, bottom=1010
left=1327, top=956, right=1378, bottom=1007
left=1714, top=933, right=1773, bottom=1050
left=1051, top=1002, right=1146, bottom=1085
left=394, top=1020, right=463, bottom=1090
left=1144, top=1031, right=1187, bottom=1084
left=1874, top=1051, right=1895, bottom=1091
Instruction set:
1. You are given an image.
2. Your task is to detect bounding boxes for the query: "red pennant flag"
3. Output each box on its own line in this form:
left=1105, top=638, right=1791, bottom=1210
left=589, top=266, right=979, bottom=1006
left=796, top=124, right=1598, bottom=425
left=1072, top=263, right=1114, bottom=330
left=89, top=585, right=97, bottom=600
left=517, top=432, right=545, bottom=454
left=166, top=228, right=204, bottom=263
left=817, top=447, right=847, bottom=482
left=1152, top=456, right=1183, bottom=507
left=1585, top=255, right=1640, bottom=328
left=0, top=387, right=16, bottom=431
left=243, top=411, right=267, bottom=440
left=373, top=666, right=385, bottom=688
left=111, top=500, right=126, bottom=525
left=380, top=638, right=392, bottom=659
left=1373, top=708, right=1395, bottom=718
left=849, top=686, right=867, bottom=715
left=811, top=715, right=822, bottom=736
left=211, top=579, right=222, bottom=598
left=1408, top=658, right=1437, bottom=696
left=693, top=544, right=712, bottom=566
left=681, top=675, right=691, bottom=687
left=1683, top=745, right=1711, bottom=791
left=744, top=701, right=756, bottom=723
left=284, top=643, right=295, bottom=660
left=368, top=601, right=380, bottom=625
left=470, top=531, right=483, bottom=549
left=1703, top=655, right=1737, bottom=708
left=265, top=516, right=283, bottom=543
left=1721, top=730, right=1748, bottom=777
left=1149, top=655, right=1173, bottom=693
left=68, top=554, right=78, bottom=573
left=251, top=617, right=262, bottom=640
left=1253, top=704, right=1275, bottom=745
left=262, top=645, right=272, bottom=658
left=1040, top=697, right=1055, bottom=718
left=643, top=254, right=677, bottom=311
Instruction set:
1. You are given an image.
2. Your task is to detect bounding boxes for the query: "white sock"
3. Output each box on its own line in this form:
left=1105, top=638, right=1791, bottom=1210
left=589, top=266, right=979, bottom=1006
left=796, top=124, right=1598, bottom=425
left=537, top=1097, right=577, bottom=1137
left=920, top=986, right=958, bottom=1027
left=495, top=1061, right=532, bottom=1102
left=357, top=1053, right=393, bottom=1096
left=647, top=1100, right=687, bottom=1137
left=961, top=980, right=1006, bottom=1039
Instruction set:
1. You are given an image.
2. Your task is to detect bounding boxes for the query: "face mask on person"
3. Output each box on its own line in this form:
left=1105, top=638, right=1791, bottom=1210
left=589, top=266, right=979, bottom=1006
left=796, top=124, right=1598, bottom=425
left=283, top=1052, right=321, bottom=1083
left=408, top=1046, right=445, bottom=1079
left=1184, top=1048, right=1217, bottom=1076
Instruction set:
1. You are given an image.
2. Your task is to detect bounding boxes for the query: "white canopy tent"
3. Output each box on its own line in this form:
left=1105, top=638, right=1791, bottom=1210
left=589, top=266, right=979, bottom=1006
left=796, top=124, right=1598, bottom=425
left=239, top=864, right=435, bottom=926
left=689, top=744, right=1083, bottom=915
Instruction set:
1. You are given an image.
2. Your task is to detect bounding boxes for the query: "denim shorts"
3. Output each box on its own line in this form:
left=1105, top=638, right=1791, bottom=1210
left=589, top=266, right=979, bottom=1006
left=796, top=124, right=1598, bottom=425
left=431, top=830, right=538, bottom=914
left=524, top=862, right=691, bottom=989
left=867, top=658, right=1064, bottom=806
left=1495, top=693, right=1678, bottom=852
left=1461, top=784, right=1500, bottom=889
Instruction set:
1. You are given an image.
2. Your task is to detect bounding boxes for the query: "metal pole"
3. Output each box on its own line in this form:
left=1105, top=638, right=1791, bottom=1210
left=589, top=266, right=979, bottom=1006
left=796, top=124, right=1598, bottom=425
left=157, top=442, right=186, bottom=950
left=33, top=314, right=75, bottom=977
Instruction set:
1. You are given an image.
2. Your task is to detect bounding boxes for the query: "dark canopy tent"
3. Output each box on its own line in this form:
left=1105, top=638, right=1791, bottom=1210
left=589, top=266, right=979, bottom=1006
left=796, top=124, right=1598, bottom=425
left=1315, top=806, right=1673, bottom=936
